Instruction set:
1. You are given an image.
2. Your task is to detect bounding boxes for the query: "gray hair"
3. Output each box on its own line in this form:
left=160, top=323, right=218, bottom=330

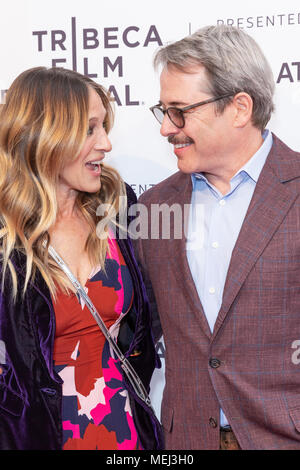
left=154, top=25, right=275, bottom=130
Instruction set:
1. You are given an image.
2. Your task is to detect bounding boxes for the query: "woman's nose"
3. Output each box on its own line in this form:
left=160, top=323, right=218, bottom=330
left=94, top=130, right=112, bottom=153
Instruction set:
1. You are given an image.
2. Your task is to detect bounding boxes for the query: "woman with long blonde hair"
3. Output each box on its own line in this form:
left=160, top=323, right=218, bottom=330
left=0, top=67, right=163, bottom=450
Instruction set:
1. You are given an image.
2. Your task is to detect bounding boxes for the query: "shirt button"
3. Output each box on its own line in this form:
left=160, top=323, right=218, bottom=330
left=212, top=241, right=219, bottom=249
left=209, top=287, right=216, bottom=294
left=209, top=417, right=218, bottom=428
left=219, top=199, right=226, bottom=206
left=209, top=358, right=221, bottom=368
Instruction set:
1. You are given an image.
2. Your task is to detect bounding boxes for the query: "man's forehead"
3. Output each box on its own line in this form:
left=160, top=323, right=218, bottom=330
left=159, top=64, right=210, bottom=105
left=160, top=62, right=207, bottom=78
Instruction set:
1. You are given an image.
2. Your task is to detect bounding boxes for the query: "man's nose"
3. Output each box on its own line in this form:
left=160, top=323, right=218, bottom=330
left=160, top=113, right=180, bottom=137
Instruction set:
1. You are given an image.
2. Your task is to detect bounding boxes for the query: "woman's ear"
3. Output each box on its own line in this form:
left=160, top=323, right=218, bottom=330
left=232, top=92, right=253, bottom=128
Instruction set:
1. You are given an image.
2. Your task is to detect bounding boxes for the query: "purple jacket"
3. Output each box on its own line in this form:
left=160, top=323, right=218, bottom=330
left=0, top=185, right=163, bottom=450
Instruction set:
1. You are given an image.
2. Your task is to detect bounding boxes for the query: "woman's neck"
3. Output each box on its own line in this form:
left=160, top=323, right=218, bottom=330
left=56, top=186, right=78, bottom=220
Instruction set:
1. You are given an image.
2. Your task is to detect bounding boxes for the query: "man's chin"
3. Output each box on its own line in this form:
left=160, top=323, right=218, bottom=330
left=177, top=159, right=200, bottom=175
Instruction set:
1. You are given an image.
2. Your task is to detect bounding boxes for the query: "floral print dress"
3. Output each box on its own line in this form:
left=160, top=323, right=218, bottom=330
left=53, top=236, right=142, bottom=450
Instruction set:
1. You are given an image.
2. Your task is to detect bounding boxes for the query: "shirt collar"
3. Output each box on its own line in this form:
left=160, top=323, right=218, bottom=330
left=192, top=129, right=273, bottom=188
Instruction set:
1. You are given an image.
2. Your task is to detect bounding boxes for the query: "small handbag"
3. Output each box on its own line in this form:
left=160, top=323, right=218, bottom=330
left=48, top=244, right=164, bottom=450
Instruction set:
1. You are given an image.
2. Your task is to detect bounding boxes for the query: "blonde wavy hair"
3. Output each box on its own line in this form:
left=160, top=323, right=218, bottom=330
left=0, top=66, right=125, bottom=299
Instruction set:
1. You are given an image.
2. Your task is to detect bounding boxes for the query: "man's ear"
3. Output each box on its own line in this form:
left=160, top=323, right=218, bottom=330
left=232, top=92, right=253, bottom=128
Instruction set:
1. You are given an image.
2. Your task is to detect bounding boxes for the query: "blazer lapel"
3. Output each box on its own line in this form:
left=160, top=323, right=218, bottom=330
left=166, top=174, right=212, bottom=339
left=212, top=135, right=300, bottom=339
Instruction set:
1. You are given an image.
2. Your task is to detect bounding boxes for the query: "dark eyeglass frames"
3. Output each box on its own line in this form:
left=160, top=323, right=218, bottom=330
left=150, top=94, right=234, bottom=129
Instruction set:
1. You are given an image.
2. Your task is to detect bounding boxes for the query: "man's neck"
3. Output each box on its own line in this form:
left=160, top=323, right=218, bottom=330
left=203, top=129, right=264, bottom=195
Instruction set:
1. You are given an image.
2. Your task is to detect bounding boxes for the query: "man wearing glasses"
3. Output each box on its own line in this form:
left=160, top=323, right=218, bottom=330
left=135, top=25, right=300, bottom=450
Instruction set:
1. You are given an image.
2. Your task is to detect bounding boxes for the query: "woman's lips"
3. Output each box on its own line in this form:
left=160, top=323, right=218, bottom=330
left=85, top=161, right=101, bottom=174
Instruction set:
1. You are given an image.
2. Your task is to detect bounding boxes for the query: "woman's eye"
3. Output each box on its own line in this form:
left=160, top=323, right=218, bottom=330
left=87, top=122, right=107, bottom=135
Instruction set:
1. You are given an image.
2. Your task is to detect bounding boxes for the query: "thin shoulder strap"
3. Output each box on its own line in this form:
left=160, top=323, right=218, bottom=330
left=48, top=244, right=153, bottom=409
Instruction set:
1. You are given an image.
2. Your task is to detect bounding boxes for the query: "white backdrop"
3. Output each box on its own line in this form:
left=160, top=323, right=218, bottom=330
left=1, top=0, right=300, bottom=419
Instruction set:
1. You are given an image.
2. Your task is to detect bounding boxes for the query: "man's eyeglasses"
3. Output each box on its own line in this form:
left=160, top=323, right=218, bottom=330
left=150, top=94, right=233, bottom=129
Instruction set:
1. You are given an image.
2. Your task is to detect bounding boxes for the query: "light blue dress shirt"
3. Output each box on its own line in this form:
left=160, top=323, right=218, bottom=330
left=186, top=130, right=273, bottom=426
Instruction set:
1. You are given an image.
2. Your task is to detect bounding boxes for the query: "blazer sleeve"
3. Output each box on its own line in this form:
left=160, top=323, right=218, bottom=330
left=128, top=199, right=162, bottom=344
left=124, top=183, right=162, bottom=342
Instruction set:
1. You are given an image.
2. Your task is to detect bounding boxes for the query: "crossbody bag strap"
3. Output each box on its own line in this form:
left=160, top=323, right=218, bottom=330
left=48, top=244, right=153, bottom=409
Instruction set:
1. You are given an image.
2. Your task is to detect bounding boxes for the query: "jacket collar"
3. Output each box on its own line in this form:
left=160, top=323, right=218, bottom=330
left=212, top=133, right=300, bottom=338
left=265, top=132, right=300, bottom=183
left=163, top=133, right=300, bottom=339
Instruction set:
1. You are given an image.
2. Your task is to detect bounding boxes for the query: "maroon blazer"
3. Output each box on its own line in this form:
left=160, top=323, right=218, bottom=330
left=135, top=134, right=300, bottom=449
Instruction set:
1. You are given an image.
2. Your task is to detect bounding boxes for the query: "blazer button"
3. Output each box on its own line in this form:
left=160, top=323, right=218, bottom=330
left=209, top=417, right=218, bottom=428
left=209, top=358, right=221, bottom=368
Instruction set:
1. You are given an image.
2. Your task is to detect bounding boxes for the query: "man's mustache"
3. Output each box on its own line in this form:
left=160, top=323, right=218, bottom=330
left=168, top=136, right=194, bottom=145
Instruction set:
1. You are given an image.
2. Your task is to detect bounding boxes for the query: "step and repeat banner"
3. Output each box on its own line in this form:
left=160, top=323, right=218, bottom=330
left=1, top=0, right=300, bottom=418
